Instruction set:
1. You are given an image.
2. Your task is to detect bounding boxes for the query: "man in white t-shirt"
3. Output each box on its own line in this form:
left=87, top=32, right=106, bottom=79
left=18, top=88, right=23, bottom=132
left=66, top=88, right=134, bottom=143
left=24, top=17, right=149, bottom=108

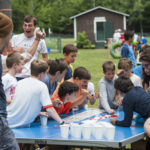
left=7, top=59, right=64, bottom=128
left=11, top=15, right=48, bottom=79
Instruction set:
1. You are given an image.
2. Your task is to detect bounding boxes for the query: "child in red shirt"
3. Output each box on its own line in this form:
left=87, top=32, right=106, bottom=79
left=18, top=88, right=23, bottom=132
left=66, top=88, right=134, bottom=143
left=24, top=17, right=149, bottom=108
left=51, top=81, right=79, bottom=114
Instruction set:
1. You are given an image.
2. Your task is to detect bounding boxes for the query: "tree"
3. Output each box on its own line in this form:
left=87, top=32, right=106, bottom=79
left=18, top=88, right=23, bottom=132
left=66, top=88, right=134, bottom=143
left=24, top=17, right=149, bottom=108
left=12, top=0, right=51, bottom=33
left=12, top=0, right=33, bottom=33
left=11, top=0, right=150, bottom=34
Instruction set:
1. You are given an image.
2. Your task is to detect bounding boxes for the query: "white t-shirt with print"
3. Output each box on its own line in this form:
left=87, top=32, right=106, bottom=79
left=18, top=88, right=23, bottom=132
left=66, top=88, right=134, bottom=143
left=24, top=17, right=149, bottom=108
left=2, top=73, right=17, bottom=100
left=7, top=77, right=52, bottom=128
left=130, top=73, right=142, bottom=87
left=12, top=33, right=47, bottom=78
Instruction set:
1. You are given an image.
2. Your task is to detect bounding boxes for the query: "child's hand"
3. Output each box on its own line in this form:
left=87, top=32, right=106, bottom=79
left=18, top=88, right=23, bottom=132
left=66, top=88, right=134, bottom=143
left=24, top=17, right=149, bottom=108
left=40, top=112, right=48, bottom=117
left=13, top=47, right=24, bottom=53
left=108, top=109, right=114, bottom=114
left=6, top=99, right=13, bottom=104
left=116, top=99, right=123, bottom=105
left=81, top=89, right=89, bottom=97
left=117, top=69, right=124, bottom=76
left=86, top=93, right=99, bottom=105
left=95, top=92, right=99, bottom=99
left=132, top=115, right=136, bottom=120
left=110, top=117, right=117, bottom=125
left=36, top=28, right=46, bottom=39
left=53, top=99, right=63, bottom=108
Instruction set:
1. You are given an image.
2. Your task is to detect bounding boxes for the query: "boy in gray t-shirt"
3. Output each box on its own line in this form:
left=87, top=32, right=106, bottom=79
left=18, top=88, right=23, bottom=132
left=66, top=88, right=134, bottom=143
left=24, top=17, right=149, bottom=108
left=98, top=61, right=118, bottom=114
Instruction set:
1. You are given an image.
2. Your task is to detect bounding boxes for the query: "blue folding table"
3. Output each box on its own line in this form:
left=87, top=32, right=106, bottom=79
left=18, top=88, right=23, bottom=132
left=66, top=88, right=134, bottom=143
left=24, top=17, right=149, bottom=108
left=12, top=109, right=145, bottom=149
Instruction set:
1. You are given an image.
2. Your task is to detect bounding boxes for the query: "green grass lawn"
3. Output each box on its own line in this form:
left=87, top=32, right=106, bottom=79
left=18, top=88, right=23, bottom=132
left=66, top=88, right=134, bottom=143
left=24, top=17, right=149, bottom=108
left=43, top=38, right=120, bottom=108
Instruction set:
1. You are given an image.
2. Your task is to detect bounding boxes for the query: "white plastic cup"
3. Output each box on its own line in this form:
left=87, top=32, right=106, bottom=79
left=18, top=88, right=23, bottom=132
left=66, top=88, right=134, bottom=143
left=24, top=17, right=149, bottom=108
left=60, top=124, right=70, bottom=138
left=71, top=124, right=82, bottom=139
left=82, top=125, right=92, bottom=139
left=105, top=126, right=115, bottom=140
left=40, top=115, right=48, bottom=127
left=93, top=125, right=104, bottom=139
left=70, top=123, right=77, bottom=136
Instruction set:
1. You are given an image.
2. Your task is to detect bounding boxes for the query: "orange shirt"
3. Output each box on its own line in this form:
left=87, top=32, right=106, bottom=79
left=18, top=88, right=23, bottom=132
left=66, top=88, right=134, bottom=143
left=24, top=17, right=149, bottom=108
left=68, top=78, right=82, bottom=97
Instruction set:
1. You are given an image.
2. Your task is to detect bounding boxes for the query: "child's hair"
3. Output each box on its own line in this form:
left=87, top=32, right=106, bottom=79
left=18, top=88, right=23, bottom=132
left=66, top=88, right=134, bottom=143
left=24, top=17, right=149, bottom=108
left=114, top=75, right=134, bottom=93
left=48, top=59, right=68, bottom=75
left=124, top=30, right=134, bottom=41
left=140, top=46, right=150, bottom=63
left=31, top=59, right=48, bottom=76
left=63, top=44, right=78, bottom=55
left=73, top=67, right=91, bottom=80
left=118, top=58, right=132, bottom=70
left=102, top=61, right=115, bottom=73
left=24, top=15, right=37, bottom=26
left=58, top=81, right=79, bottom=99
left=6, top=53, right=24, bottom=68
left=139, top=46, right=150, bottom=86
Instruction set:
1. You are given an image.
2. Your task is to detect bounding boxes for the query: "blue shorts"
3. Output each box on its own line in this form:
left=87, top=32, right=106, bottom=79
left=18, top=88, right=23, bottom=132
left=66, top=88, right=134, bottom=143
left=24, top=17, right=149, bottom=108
left=0, top=117, right=20, bottom=150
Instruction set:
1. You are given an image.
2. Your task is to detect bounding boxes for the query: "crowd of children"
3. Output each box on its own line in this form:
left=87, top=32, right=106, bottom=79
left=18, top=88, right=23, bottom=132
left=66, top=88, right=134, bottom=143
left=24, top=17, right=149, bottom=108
left=2, top=12, right=150, bottom=150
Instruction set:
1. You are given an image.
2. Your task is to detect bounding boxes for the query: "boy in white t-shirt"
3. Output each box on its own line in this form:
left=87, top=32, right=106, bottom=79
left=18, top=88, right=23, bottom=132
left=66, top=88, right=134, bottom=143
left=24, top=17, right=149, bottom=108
left=117, top=58, right=142, bottom=87
left=2, top=29, right=45, bottom=104
left=7, top=59, right=64, bottom=128
left=2, top=53, right=24, bottom=104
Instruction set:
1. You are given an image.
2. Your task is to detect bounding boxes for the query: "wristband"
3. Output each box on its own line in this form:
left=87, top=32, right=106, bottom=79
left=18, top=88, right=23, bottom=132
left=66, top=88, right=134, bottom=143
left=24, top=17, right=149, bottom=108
left=35, top=38, right=40, bottom=41
left=60, top=121, right=65, bottom=125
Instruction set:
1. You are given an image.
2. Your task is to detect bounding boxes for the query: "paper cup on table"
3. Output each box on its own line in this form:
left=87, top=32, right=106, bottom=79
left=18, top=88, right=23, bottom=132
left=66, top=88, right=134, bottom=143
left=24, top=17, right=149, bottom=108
left=93, top=125, right=104, bottom=139
left=40, top=115, right=48, bottom=127
left=105, top=125, right=115, bottom=140
left=82, top=125, right=92, bottom=139
left=70, top=123, right=77, bottom=136
left=71, top=124, right=82, bottom=139
left=60, top=124, right=70, bottom=138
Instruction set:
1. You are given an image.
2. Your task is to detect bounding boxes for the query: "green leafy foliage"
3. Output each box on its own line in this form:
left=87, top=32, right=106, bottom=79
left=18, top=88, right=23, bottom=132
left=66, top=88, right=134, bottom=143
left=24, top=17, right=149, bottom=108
left=10, top=0, right=150, bottom=34
left=76, top=31, right=92, bottom=49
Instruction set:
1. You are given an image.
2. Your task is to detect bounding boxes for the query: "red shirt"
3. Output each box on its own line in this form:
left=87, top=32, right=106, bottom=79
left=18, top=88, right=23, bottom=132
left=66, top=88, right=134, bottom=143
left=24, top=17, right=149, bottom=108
left=51, top=96, right=72, bottom=115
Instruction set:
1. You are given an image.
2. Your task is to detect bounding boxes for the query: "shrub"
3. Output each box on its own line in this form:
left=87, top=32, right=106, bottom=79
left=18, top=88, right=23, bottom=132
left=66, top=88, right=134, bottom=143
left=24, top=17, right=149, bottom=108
left=76, top=31, right=92, bottom=49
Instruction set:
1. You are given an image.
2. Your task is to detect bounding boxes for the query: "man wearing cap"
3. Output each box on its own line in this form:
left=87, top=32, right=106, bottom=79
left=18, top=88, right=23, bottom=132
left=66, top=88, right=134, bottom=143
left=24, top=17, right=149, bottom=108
left=0, top=13, right=20, bottom=149
left=11, top=15, right=48, bottom=80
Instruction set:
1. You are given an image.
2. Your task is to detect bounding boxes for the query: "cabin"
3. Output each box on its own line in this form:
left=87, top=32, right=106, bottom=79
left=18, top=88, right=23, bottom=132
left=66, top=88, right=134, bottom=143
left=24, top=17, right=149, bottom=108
left=70, top=6, right=129, bottom=48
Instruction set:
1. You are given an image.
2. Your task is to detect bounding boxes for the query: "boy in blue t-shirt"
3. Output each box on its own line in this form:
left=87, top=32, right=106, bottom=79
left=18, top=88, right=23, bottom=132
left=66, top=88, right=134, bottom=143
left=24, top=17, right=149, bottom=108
left=121, top=30, right=136, bottom=70
left=63, top=44, right=78, bottom=80
left=42, top=59, right=68, bottom=96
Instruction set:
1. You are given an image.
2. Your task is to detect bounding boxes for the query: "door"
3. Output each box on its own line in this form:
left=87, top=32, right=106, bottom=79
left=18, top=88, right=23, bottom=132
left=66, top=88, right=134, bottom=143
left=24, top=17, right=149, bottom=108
left=104, top=21, right=113, bottom=40
left=96, top=22, right=105, bottom=41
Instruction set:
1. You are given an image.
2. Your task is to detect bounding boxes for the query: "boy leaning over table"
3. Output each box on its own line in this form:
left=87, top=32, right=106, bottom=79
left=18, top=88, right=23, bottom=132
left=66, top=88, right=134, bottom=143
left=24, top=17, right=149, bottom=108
left=52, top=81, right=79, bottom=115
left=7, top=59, right=64, bottom=128
left=111, top=75, right=150, bottom=127
left=52, top=66, right=94, bottom=110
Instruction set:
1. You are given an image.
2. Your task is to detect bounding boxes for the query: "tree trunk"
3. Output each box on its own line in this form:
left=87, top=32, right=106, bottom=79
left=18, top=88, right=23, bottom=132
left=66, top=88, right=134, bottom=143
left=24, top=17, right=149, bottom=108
left=140, top=20, right=143, bottom=36
left=0, top=0, right=12, bottom=18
